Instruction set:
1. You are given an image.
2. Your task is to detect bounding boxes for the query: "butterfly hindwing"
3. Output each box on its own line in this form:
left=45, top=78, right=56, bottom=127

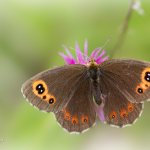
left=104, top=94, right=144, bottom=127
left=98, top=75, right=144, bottom=127
left=22, top=64, right=88, bottom=113
left=55, top=74, right=96, bottom=133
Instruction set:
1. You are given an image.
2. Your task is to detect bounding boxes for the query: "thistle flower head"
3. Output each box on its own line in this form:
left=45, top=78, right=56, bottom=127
left=59, top=41, right=108, bottom=65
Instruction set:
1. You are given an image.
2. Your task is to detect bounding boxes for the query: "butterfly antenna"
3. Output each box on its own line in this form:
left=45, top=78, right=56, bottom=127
left=101, top=37, right=112, bottom=50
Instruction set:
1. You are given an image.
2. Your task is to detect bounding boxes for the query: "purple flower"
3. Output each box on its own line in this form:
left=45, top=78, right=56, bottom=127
left=95, top=106, right=106, bottom=122
left=59, top=41, right=108, bottom=65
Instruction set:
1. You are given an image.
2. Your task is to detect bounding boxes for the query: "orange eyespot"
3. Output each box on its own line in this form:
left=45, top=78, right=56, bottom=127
left=72, top=116, right=78, bottom=125
left=141, top=68, right=150, bottom=85
left=42, top=94, right=56, bottom=105
left=135, top=68, right=150, bottom=95
left=128, top=103, right=134, bottom=112
left=64, top=111, right=71, bottom=120
left=109, top=111, right=117, bottom=120
left=136, top=85, right=144, bottom=94
left=32, top=80, right=48, bottom=98
left=81, top=115, right=89, bottom=124
left=48, top=96, right=56, bottom=105
left=120, top=109, right=128, bottom=118
left=32, top=80, right=57, bottom=105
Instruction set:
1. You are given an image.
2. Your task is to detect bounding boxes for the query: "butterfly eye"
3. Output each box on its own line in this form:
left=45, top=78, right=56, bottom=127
left=81, top=115, right=89, bottom=124
left=109, top=111, right=117, bottom=120
left=120, top=109, right=128, bottom=118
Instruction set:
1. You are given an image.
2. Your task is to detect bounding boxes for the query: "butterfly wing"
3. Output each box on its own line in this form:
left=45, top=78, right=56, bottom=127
left=22, top=64, right=96, bottom=133
left=22, top=64, right=88, bottom=113
left=98, top=74, right=144, bottom=127
left=96, top=59, right=150, bottom=127
left=55, top=75, right=96, bottom=133
left=100, top=59, right=150, bottom=103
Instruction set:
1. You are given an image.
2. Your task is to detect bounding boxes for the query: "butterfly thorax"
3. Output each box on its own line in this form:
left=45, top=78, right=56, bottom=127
left=87, top=59, right=99, bottom=81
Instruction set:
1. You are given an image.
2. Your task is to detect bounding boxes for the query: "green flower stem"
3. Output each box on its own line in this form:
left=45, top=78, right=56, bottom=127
left=110, top=0, right=135, bottom=57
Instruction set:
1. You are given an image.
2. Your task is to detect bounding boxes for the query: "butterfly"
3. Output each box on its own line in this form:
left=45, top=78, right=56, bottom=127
left=22, top=57, right=150, bottom=133
left=21, top=41, right=150, bottom=133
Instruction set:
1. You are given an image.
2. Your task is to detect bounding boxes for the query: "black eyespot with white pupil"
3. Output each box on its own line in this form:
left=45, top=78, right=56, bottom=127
left=36, top=84, right=45, bottom=94
left=145, top=72, right=150, bottom=82
left=138, top=88, right=143, bottom=94
left=49, top=98, right=54, bottom=104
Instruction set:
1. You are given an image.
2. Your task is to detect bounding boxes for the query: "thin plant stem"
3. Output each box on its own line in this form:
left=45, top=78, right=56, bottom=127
left=110, top=0, right=135, bottom=57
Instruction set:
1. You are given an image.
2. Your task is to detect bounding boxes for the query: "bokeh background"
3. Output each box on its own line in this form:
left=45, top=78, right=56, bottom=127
left=0, top=0, right=150, bottom=150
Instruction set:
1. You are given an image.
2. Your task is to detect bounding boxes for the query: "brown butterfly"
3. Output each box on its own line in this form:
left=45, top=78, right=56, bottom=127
left=22, top=58, right=150, bottom=133
left=21, top=41, right=150, bottom=133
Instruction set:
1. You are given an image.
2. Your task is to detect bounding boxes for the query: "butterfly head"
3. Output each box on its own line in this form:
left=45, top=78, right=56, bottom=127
left=59, top=41, right=108, bottom=65
left=87, top=58, right=98, bottom=67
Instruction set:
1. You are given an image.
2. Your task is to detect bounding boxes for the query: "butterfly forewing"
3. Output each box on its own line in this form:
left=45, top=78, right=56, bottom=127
left=100, top=59, right=150, bottom=103
left=22, top=65, right=88, bottom=113
left=22, top=64, right=96, bottom=133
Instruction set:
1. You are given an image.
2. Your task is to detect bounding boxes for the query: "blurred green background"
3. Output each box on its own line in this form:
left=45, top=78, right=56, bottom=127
left=0, top=0, right=150, bottom=150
